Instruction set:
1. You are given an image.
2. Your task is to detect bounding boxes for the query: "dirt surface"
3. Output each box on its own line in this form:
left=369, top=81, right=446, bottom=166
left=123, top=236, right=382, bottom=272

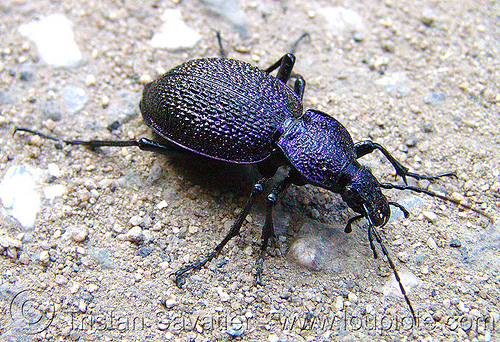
left=1, top=0, right=499, bottom=341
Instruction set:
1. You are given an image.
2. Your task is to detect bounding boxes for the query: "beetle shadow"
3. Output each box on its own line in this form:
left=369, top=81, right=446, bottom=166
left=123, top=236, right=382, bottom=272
left=165, top=154, right=260, bottom=197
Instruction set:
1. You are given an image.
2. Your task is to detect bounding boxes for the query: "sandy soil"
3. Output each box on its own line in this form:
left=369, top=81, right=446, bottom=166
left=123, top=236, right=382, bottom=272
left=1, top=0, right=499, bottom=341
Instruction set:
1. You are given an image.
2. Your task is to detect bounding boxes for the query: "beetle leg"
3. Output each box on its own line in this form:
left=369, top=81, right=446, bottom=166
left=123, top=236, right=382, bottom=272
left=14, top=128, right=202, bottom=158
left=255, top=176, right=292, bottom=285
left=354, top=140, right=456, bottom=184
left=173, top=178, right=268, bottom=287
left=293, top=75, right=306, bottom=101
left=265, top=53, right=296, bottom=83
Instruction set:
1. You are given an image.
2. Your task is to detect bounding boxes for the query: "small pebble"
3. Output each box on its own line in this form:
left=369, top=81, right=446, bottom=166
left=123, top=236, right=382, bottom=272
left=126, top=226, right=143, bottom=243
left=451, top=192, right=465, bottom=203
left=405, top=138, right=416, bottom=147
left=280, top=292, right=291, bottom=300
left=397, top=251, right=410, bottom=263
left=423, top=122, right=435, bottom=133
left=348, top=292, right=358, bottom=304
left=156, top=200, right=168, bottom=209
left=39, top=250, right=50, bottom=264
left=71, top=225, right=89, bottom=242
left=101, top=95, right=110, bottom=107
left=139, top=74, right=152, bottom=84
left=482, top=88, right=498, bottom=103
left=161, top=295, right=178, bottom=309
left=421, top=8, right=435, bottom=26
left=449, top=239, right=461, bottom=248
left=129, top=215, right=144, bottom=226
left=426, top=236, right=438, bottom=250
left=55, top=275, right=68, bottom=285
left=216, top=287, right=230, bottom=302
left=382, top=40, right=395, bottom=53
left=423, top=210, right=437, bottom=223
left=335, top=295, right=344, bottom=311
left=85, top=75, right=96, bottom=86
left=288, top=237, right=324, bottom=271
left=138, top=245, right=153, bottom=257
left=152, top=221, right=163, bottom=231
left=226, top=324, right=245, bottom=337
left=353, top=31, right=363, bottom=42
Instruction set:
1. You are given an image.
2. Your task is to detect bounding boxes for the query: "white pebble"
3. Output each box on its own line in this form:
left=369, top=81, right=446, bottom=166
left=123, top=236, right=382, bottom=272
left=139, top=74, right=152, bottom=84
left=162, top=295, right=178, bottom=308
left=423, top=210, right=437, bottom=223
left=101, top=95, right=110, bottom=107
left=426, top=236, right=438, bottom=250
left=18, top=14, right=82, bottom=67
left=54, top=275, right=68, bottom=285
left=47, top=163, right=61, bottom=178
left=156, top=200, right=168, bottom=209
left=85, top=74, right=96, bottom=86
left=126, top=226, right=143, bottom=242
left=0, top=165, right=41, bottom=229
left=335, top=295, right=344, bottom=311
left=71, top=225, right=89, bottom=242
left=39, top=250, right=50, bottom=264
left=348, top=292, right=358, bottom=304
left=149, top=9, right=201, bottom=49
left=129, top=215, right=144, bottom=226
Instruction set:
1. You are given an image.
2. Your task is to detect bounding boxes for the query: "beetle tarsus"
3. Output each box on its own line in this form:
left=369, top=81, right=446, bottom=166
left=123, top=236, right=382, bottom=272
left=173, top=178, right=268, bottom=286
left=255, top=176, right=292, bottom=285
left=354, top=140, right=456, bottom=185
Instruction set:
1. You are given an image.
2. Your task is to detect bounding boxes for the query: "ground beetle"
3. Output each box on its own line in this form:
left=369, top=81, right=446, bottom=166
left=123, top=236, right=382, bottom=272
left=16, top=34, right=490, bottom=320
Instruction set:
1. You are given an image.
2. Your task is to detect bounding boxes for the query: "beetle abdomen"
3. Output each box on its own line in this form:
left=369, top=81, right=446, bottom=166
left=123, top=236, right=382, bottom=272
left=140, top=58, right=303, bottom=163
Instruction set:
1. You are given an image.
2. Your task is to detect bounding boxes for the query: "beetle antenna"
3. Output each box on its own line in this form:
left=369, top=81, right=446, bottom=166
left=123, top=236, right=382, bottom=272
left=363, top=204, right=417, bottom=322
left=215, top=31, right=226, bottom=59
left=380, top=182, right=492, bottom=226
left=289, top=32, right=310, bottom=54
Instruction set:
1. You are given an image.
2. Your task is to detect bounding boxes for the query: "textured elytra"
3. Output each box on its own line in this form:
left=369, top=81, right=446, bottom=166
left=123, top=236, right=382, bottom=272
left=140, top=58, right=303, bottom=163
left=278, top=109, right=357, bottom=191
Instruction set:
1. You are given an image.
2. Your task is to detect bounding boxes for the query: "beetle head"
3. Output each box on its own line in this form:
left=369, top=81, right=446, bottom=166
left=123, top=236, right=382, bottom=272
left=341, top=166, right=390, bottom=227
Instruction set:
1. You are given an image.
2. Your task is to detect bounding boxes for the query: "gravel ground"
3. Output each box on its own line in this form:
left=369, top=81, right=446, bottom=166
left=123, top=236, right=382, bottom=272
left=1, top=0, right=499, bottom=341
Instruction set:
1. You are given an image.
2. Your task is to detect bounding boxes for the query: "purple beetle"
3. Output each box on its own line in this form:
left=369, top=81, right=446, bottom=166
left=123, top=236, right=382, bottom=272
left=16, top=50, right=488, bottom=320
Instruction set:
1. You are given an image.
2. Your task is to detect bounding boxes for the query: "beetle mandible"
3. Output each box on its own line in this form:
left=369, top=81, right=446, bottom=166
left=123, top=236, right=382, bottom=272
left=15, top=35, right=489, bottom=320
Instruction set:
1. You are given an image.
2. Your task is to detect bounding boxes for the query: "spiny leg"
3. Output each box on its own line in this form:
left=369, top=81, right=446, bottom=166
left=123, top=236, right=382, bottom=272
left=173, top=178, right=268, bottom=287
left=255, top=176, right=292, bottom=285
left=362, top=204, right=416, bottom=321
left=14, top=127, right=199, bottom=158
left=293, top=76, right=306, bottom=101
left=355, top=140, right=456, bottom=184
left=265, top=53, right=296, bottom=83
